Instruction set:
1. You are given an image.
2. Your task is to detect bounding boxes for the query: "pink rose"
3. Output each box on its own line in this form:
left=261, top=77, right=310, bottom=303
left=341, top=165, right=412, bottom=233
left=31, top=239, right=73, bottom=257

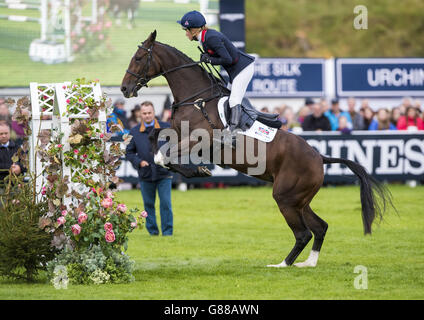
left=61, top=210, right=68, bottom=216
left=104, top=222, right=113, bottom=231
left=57, top=216, right=66, bottom=226
left=140, top=210, right=148, bottom=218
left=66, top=99, right=70, bottom=104
left=78, top=212, right=87, bottom=224
left=57, top=144, right=62, bottom=148
left=73, top=149, right=79, bottom=154
left=41, top=186, right=47, bottom=195
left=71, top=224, right=81, bottom=235
left=101, top=197, right=113, bottom=209
left=105, top=230, right=115, bottom=243
left=100, top=133, right=104, bottom=138
left=116, top=203, right=127, bottom=213
left=131, top=222, right=137, bottom=228
left=106, top=190, right=114, bottom=199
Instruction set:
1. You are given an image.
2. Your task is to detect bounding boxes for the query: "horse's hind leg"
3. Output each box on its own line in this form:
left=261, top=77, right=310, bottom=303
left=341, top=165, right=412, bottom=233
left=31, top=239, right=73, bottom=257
left=267, top=204, right=312, bottom=268
left=294, top=205, right=328, bottom=268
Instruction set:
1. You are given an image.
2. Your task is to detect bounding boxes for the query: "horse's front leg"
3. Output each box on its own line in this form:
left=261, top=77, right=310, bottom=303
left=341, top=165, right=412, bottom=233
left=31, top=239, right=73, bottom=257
left=150, top=129, right=211, bottom=178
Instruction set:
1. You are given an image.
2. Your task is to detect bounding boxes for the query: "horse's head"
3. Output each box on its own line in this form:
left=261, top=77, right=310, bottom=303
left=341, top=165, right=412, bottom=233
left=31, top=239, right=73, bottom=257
left=121, top=30, right=161, bottom=98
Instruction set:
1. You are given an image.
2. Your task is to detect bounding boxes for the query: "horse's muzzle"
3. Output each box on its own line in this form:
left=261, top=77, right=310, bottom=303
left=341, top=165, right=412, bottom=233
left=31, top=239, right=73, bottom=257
left=121, top=84, right=139, bottom=98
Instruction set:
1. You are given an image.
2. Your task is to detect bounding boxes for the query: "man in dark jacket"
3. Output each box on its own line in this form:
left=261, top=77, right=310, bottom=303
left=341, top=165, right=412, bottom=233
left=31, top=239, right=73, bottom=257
left=301, top=101, right=331, bottom=132
left=126, top=101, right=173, bottom=236
left=0, top=122, right=23, bottom=184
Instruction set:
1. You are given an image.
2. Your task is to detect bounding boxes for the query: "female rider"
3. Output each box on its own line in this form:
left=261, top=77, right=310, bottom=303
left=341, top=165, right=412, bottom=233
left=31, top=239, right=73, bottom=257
left=177, top=10, right=255, bottom=137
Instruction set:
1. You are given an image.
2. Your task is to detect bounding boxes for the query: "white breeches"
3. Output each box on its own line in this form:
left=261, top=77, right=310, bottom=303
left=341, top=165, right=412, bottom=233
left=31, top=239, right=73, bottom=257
left=227, top=62, right=255, bottom=108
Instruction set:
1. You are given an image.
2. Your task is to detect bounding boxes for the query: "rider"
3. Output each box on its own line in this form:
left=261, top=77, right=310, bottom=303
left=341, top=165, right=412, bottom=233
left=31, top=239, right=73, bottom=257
left=177, top=10, right=255, bottom=138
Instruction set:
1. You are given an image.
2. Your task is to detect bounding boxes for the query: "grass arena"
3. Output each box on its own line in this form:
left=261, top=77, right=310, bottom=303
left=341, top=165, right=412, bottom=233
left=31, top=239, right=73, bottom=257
left=0, top=0, right=423, bottom=304
left=1, top=185, right=423, bottom=299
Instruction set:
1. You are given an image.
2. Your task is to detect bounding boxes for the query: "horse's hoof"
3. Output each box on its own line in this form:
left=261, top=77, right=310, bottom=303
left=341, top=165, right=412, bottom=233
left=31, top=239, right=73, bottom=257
left=198, top=166, right=211, bottom=177
left=266, top=261, right=288, bottom=268
left=294, top=251, right=319, bottom=268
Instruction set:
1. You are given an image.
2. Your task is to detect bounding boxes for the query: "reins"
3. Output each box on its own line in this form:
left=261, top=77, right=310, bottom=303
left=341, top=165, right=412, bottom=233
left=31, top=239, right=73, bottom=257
left=126, top=42, right=229, bottom=129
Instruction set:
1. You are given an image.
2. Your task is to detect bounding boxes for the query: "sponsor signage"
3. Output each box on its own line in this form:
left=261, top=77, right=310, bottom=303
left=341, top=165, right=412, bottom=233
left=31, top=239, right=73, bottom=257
left=245, top=58, right=325, bottom=98
left=336, top=58, right=424, bottom=97
left=301, top=132, right=424, bottom=182
left=115, top=133, right=424, bottom=185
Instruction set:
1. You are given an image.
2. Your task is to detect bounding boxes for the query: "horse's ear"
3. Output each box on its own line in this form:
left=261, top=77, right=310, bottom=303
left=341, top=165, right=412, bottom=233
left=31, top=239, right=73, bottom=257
left=150, top=30, right=157, bottom=42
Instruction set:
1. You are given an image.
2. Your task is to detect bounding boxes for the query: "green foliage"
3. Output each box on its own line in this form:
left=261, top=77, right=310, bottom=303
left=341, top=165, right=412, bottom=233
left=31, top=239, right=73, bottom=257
left=47, top=245, right=134, bottom=285
left=0, top=177, right=56, bottom=282
left=246, top=0, right=424, bottom=57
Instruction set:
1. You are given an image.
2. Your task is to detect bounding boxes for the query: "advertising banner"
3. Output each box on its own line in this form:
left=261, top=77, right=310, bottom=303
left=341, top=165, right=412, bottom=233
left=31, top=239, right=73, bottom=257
left=245, top=58, right=326, bottom=98
left=336, top=58, right=424, bottom=97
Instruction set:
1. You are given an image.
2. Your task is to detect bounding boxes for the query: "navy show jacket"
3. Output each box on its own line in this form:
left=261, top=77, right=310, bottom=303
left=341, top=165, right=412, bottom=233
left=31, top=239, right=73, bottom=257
left=199, top=28, right=255, bottom=82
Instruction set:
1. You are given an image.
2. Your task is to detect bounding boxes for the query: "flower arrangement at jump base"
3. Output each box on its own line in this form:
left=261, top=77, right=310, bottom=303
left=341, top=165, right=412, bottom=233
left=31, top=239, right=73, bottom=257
left=36, top=78, right=146, bottom=285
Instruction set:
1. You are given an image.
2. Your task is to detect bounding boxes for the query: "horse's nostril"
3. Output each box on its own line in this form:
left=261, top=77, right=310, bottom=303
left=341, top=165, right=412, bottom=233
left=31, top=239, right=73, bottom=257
left=121, top=86, right=127, bottom=93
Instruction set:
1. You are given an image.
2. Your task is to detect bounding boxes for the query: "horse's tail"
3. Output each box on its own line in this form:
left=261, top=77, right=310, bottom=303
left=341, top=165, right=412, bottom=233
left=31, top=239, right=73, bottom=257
left=321, top=155, right=394, bottom=235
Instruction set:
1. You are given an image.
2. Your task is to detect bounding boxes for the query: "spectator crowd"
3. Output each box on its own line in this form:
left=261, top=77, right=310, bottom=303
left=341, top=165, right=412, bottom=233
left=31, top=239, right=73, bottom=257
left=108, top=95, right=424, bottom=137
left=264, top=96, right=424, bottom=133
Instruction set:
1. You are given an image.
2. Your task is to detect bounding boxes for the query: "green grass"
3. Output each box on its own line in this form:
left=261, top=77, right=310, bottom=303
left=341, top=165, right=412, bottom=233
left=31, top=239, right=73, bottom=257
left=0, top=184, right=423, bottom=299
left=0, top=1, right=203, bottom=87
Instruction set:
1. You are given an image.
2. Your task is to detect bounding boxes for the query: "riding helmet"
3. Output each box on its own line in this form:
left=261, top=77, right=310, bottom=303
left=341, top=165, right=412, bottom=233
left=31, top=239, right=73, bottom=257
left=177, top=11, right=206, bottom=29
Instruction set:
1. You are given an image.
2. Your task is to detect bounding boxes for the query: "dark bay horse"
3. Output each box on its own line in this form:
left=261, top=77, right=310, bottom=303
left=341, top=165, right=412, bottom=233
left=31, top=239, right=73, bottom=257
left=121, top=31, right=393, bottom=268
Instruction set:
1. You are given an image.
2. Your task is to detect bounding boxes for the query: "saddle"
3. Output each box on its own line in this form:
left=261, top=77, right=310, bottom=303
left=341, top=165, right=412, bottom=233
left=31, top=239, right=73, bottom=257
left=223, top=97, right=282, bottom=131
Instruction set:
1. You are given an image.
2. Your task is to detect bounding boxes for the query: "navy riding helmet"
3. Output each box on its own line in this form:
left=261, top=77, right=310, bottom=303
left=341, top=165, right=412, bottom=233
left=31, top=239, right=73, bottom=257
left=177, top=10, right=206, bottom=29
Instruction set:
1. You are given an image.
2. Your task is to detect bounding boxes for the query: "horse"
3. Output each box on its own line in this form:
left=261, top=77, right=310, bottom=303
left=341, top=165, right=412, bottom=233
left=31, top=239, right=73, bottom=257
left=107, top=0, right=140, bottom=28
left=120, top=30, right=393, bottom=268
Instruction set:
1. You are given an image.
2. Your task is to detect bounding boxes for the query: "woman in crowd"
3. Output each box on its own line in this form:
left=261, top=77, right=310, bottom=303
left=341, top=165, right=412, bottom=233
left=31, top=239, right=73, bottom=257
left=396, top=106, right=424, bottom=130
left=360, top=106, right=375, bottom=130
left=390, top=107, right=402, bottom=128
left=280, top=106, right=301, bottom=131
left=369, top=108, right=397, bottom=130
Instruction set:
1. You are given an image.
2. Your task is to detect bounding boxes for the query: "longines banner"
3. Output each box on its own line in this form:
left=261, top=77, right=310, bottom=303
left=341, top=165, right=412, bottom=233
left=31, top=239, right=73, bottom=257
left=115, top=132, right=424, bottom=185
left=302, top=132, right=424, bottom=182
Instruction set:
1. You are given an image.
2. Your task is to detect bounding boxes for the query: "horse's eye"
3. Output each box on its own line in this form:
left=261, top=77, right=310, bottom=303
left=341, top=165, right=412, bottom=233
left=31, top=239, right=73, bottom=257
left=135, top=57, right=141, bottom=62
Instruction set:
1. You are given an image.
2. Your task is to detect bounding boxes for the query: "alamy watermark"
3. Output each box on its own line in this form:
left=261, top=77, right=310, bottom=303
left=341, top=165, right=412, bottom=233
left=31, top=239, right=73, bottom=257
left=353, top=5, right=368, bottom=30
left=155, top=121, right=267, bottom=176
left=353, top=265, right=368, bottom=289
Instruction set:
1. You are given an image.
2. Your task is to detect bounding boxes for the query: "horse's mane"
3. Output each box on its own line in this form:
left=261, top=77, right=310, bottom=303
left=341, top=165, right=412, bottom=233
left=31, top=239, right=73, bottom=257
left=157, top=42, right=195, bottom=64
left=156, top=41, right=227, bottom=87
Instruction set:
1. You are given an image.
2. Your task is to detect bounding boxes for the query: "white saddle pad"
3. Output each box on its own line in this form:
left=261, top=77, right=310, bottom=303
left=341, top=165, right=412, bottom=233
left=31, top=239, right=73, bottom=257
left=217, top=97, right=278, bottom=143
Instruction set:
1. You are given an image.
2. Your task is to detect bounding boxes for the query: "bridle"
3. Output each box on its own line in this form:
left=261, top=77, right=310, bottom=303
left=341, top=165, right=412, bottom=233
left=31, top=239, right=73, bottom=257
left=125, top=43, right=200, bottom=90
left=125, top=43, right=155, bottom=89
left=125, top=42, right=228, bottom=127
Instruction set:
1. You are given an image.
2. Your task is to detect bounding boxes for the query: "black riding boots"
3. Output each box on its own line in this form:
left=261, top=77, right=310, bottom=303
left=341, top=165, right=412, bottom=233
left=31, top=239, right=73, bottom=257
left=222, top=104, right=243, bottom=148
